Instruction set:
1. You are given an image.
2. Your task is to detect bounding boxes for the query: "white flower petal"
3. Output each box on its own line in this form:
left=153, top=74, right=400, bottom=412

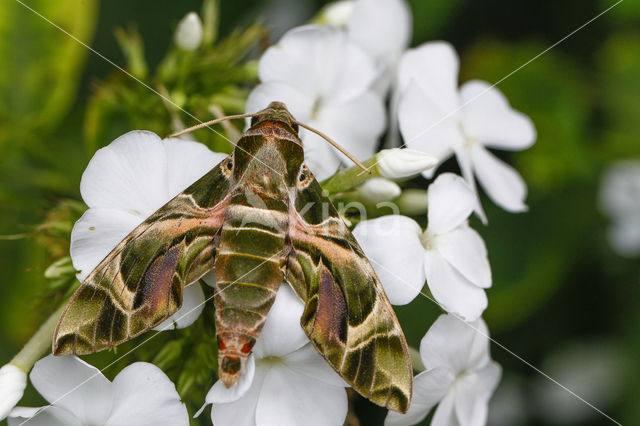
left=322, top=1, right=355, bottom=27
left=427, top=173, right=477, bottom=235
left=599, top=160, right=640, bottom=220
left=398, top=42, right=460, bottom=113
left=8, top=406, right=80, bottom=426
left=210, top=367, right=266, bottom=426
left=283, top=344, right=347, bottom=387
left=608, top=217, right=640, bottom=257
left=253, top=286, right=307, bottom=359
left=435, top=226, right=491, bottom=288
left=201, top=270, right=216, bottom=287
left=203, top=356, right=256, bottom=408
left=162, top=139, right=227, bottom=198
left=260, top=26, right=377, bottom=103
left=245, top=81, right=313, bottom=122
left=353, top=215, right=425, bottom=305
left=431, top=391, right=456, bottom=426
left=80, top=131, right=170, bottom=216
left=459, top=80, right=536, bottom=151
left=384, top=367, right=455, bottom=426
left=470, top=144, right=528, bottom=213
left=256, top=366, right=347, bottom=426
left=0, top=364, right=27, bottom=421
left=398, top=82, right=458, bottom=170
left=419, top=314, right=490, bottom=374
left=70, top=208, right=143, bottom=280
left=425, top=249, right=488, bottom=322
left=454, top=362, right=502, bottom=426
left=154, top=283, right=205, bottom=331
left=29, top=355, right=112, bottom=425
left=319, top=91, right=386, bottom=163
left=258, top=27, right=329, bottom=101
left=377, top=148, right=438, bottom=179
left=348, top=0, right=412, bottom=66
left=302, top=129, right=342, bottom=181
left=107, top=362, right=188, bottom=426
left=453, top=146, right=488, bottom=225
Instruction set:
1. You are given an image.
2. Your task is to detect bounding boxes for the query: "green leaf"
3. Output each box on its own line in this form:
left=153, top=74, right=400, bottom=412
left=0, top=0, right=98, bottom=149
left=597, top=31, right=640, bottom=159
left=408, top=0, right=466, bottom=42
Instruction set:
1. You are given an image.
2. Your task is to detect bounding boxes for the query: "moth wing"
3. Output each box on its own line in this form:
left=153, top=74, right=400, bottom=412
left=286, top=179, right=413, bottom=413
left=53, top=158, right=232, bottom=355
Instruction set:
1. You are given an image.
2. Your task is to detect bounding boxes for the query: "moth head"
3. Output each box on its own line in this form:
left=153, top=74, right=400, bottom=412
left=250, top=101, right=299, bottom=133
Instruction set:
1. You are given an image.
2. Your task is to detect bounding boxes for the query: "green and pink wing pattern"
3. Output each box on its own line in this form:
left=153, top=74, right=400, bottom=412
left=287, top=179, right=413, bottom=413
left=53, top=158, right=231, bottom=355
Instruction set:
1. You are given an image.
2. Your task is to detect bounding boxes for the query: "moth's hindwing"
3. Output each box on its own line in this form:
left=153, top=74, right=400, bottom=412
left=287, top=179, right=413, bottom=413
left=53, top=158, right=231, bottom=355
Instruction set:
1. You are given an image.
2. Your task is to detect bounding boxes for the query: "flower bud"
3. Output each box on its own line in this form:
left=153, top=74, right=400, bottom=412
left=319, top=1, right=355, bottom=26
left=175, top=12, right=203, bottom=51
left=376, top=148, right=438, bottom=179
left=359, top=178, right=401, bottom=203
left=395, top=189, right=429, bottom=215
left=0, top=364, right=27, bottom=420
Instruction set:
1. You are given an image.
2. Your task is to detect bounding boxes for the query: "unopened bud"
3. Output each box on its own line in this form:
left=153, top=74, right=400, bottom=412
left=395, top=189, right=429, bottom=216
left=0, top=364, right=26, bottom=420
left=377, top=148, right=438, bottom=179
left=359, top=178, right=401, bottom=203
left=175, top=12, right=203, bottom=51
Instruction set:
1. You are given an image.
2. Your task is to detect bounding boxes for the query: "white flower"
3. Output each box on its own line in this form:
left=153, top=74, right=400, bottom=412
left=246, top=25, right=385, bottom=181
left=320, top=1, right=356, bottom=27
left=354, top=173, right=491, bottom=320
left=8, top=355, right=188, bottom=426
left=358, top=178, right=401, bottom=203
left=385, top=314, right=502, bottom=426
left=198, top=286, right=348, bottom=426
left=346, top=0, right=412, bottom=95
left=377, top=148, right=438, bottom=179
left=0, top=364, right=27, bottom=421
left=398, top=41, right=536, bottom=214
left=174, top=12, right=203, bottom=51
left=71, top=130, right=227, bottom=330
left=599, top=160, right=640, bottom=257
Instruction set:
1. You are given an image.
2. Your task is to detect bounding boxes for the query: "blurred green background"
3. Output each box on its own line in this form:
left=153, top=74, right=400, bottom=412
left=1, top=0, right=639, bottom=425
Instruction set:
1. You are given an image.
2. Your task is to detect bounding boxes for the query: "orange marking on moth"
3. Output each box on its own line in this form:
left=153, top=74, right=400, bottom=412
left=218, top=339, right=227, bottom=351
left=241, top=341, right=253, bottom=354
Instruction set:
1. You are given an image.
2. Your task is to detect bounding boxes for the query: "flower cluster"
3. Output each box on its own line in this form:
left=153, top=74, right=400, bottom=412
left=0, top=1, right=537, bottom=425
left=244, top=0, right=534, bottom=423
left=8, top=355, right=188, bottom=425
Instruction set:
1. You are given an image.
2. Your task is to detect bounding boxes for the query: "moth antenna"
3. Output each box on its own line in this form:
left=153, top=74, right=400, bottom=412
left=168, top=113, right=256, bottom=138
left=294, top=121, right=372, bottom=174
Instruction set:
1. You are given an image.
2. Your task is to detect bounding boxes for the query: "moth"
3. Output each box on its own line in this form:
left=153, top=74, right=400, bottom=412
left=53, top=102, right=413, bottom=413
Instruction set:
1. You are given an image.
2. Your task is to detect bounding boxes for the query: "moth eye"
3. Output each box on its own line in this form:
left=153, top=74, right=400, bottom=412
left=299, top=172, right=306, bottom=182
left=226, top=160, right=233, bottom=170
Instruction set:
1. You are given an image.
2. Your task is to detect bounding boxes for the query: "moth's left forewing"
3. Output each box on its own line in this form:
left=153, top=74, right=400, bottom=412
left=54, top=158, right=232, bottom=355
left=286, top=179, right=413, bottom=413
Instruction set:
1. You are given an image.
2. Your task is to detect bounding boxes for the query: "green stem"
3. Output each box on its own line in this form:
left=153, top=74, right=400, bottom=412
left=10, top=304, right=66, bottom=373
left=320, top=157, right=382, bottom=195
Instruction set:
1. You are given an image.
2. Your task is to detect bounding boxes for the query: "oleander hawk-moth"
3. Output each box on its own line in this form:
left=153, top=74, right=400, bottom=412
left=53, top=102, right=413, bottom=413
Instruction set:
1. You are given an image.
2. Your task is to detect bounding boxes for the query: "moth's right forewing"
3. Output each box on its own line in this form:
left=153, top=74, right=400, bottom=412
left=53, top=157, right=232, bottom=355
left=286, top=179, right=413, bottom=414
